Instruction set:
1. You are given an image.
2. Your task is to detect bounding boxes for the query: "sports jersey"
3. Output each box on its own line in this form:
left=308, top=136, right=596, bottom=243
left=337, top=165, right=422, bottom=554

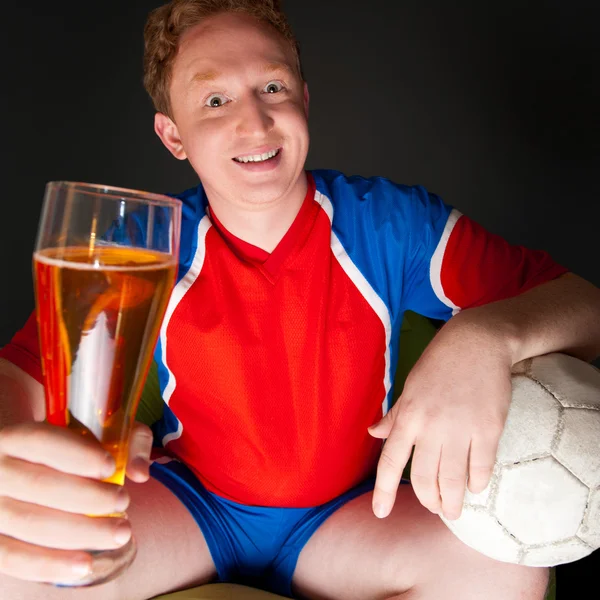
left=0, top=170, right=568, bottom=508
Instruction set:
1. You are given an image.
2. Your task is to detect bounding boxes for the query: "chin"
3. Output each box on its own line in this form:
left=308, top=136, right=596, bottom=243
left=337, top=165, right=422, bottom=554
left=237, top=188, right=286, bottom=209
left=235, top=179, right=296, bottom=207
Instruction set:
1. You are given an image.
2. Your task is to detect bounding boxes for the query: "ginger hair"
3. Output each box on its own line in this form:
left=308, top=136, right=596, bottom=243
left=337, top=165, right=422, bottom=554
left=143, top=0, right=302, bottom=118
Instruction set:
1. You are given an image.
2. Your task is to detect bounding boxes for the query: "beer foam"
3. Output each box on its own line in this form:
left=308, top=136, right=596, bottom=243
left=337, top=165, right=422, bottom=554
left=34, top=248, right=176, bottom=271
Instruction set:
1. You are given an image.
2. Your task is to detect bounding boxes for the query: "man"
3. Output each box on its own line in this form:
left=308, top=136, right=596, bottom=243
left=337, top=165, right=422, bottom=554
left=0, top=1, right=599, bottom=599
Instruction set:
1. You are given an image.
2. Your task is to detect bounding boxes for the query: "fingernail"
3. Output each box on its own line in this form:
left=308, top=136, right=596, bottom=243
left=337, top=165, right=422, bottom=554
left=115, top=487, right=130, bottom=513
left=71, top=558, right=91, bottom=578
left=114, top=521, right=132, bottom=546
left=131, top=456, right=150, bottom=475
left=101, top=454, right=116, bottom=479
left=373, top=502, right=387, bottom=518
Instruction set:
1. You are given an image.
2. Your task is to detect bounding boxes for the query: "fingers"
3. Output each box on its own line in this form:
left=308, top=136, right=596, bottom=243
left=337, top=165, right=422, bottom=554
left=0, top=455, right=129, bottom=515
left=0, top=422, right=115, bottom=479
left=372, top=412, right=499, bottom=522
left=409, top=437, right=442, bottom=515
left=0, top=496, right=132, bottom=551
left=373, top=419, right=416, bottom=519
left=0, top=534, right=92, bottom=584
left=0, top=421, right=136, bottom=585
left=126, top=422, right=153, bottom=483
left=467, top=434, right=498, bottom=494
left=411, top=436, right=493, bottom=520
left=368, top=410, right=394, bottom=439
left=438, top=440, right=469, bottom=520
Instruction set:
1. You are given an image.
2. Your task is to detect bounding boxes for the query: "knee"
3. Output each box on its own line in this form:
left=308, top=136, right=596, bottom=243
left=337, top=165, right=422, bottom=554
left=385, top=526, right=550, bottom=600
left=433, top=545, right=550, bottom=599
left=445, top=533, right=550, bottom=597
left=509, top=566, right=550, bottom=600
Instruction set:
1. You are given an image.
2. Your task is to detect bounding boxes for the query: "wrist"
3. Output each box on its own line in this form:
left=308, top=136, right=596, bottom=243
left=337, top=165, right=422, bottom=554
left=445, top=306, right=523, bottom=366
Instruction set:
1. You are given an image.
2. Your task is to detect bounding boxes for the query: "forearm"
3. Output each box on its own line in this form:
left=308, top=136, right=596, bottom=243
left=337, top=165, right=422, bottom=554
left=446, top=273, right=600, bottom=365
left=0, top=358, right=45, bottom=428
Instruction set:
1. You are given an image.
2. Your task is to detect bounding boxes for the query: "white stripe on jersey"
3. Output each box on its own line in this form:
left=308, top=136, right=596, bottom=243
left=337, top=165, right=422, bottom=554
left=158, top=215, right=211, bottom=446
left=430, top=209, right=463, bottom=316
left=317, top=190, right=394, bottom=415
left=162, top=421, right=184, bottom=448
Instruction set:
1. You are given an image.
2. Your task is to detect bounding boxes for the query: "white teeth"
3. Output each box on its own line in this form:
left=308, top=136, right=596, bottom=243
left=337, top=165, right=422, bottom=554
left=235, top=149, right=279, bottom=163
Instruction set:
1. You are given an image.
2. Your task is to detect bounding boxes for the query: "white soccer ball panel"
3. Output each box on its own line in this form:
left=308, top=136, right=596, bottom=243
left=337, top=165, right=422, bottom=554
left=463, top=485, right=491, bottom=508
left=554, top=408, right=600, bottom=488
left=527, top=353, right=600, bottom=409
left=523, top=538, right=593, bottom=567
left=496, top=376, right=559, bottom=464
left=578, top=487, right=600, bottom=548
left=440, top=507, right=521, bottom=564
left=495, top=458, right=588, bottom=546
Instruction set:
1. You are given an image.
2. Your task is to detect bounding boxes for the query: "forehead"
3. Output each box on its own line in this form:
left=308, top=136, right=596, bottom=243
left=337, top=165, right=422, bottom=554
left=174, top=12, right=296, bottom=80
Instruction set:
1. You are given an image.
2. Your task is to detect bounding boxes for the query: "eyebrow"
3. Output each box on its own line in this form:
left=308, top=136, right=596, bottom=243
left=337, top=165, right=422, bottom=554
left=189, top=62, right=295, bottom=86
left=259, top=62, right=295, bottom=76
left=190, top=69, right=221, bottom=84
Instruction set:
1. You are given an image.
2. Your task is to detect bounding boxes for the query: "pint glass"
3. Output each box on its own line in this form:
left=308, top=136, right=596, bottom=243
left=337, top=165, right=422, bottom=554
left=32, top=181, right=180, bottom=585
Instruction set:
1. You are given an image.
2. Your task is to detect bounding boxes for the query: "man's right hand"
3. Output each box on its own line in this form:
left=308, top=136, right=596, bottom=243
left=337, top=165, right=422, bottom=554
left=0, top=421, right=151, bottom=585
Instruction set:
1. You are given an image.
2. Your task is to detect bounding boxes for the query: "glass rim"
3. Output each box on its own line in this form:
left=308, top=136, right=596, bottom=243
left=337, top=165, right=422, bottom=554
left=46, top=181, right=182, bottom=209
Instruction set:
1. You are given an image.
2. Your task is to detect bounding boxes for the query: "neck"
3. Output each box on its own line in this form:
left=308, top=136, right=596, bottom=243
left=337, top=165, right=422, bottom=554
left=206, top=173, right=308, bottom=253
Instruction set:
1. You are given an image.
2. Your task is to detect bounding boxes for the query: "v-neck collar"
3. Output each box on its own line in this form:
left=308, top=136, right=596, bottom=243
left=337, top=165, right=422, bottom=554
left=207, top=173, right=318, bottom=282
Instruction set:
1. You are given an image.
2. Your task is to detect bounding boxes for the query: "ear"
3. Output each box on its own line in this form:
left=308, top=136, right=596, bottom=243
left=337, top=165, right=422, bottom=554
left=303, top=82, right=310, bottom=119
left=154, top=113, right=187, bottom=160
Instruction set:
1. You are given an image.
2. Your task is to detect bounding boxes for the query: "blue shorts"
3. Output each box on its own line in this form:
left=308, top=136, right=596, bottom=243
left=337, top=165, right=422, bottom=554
left=150, top=459, right=378, bottom=597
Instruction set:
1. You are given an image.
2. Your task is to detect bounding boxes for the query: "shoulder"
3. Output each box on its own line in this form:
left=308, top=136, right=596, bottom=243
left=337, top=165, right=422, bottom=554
left=163, top=184, right=209, bottom=268
left=310, top=169, right=413, bottom=203
left=170, top=183, right=208, bottom=219
left=309, top=169, right=448, bottom=227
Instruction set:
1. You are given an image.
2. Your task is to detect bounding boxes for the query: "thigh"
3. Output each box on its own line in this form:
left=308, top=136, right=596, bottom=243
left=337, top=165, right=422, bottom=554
left=292, top=484, right=548, bottom=600
left=0, top=476, right=217, bottom=600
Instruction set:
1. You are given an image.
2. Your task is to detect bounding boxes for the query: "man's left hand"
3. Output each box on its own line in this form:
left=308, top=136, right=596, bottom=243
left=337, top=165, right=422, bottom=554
left=368, top=316, right=514, bottom=521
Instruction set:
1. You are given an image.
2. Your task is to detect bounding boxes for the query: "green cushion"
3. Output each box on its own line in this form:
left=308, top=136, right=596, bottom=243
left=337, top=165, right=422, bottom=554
left=152, top=583, right=285, bottom=599
left=394, top=310, right=439, bottom=399
left=138, top=311, right=555, bottom=600
left=136, top=359, right=163, bottom=426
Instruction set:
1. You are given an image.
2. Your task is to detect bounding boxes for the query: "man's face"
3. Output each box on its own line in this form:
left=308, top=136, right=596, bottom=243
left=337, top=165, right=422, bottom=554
left=155, top=12, right=309, bottom=210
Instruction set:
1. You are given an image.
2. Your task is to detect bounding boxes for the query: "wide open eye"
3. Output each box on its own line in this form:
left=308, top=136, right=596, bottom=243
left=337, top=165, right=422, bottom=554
left=205, top=94, right=229, bottom=108
left=263, top=81, right=284, bottom=94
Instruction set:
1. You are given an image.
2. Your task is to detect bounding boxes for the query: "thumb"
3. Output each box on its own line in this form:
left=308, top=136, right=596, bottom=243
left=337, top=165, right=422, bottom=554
left=368, top=408, right=395, bottom=439
left=126, top=422, right=153, bottom=483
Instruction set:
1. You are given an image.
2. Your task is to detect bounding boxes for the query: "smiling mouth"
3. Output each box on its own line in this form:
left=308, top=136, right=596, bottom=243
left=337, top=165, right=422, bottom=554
left=233, top=148, right=280, bottom=163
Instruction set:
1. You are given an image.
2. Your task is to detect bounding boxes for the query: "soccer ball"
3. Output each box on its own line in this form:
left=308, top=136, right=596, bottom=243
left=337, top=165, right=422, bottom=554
left=440, top=352, right=600, bottom=567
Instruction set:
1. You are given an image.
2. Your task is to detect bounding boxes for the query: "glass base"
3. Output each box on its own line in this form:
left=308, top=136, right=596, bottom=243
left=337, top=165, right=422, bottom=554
left=55, top=536, right=137, bottom=588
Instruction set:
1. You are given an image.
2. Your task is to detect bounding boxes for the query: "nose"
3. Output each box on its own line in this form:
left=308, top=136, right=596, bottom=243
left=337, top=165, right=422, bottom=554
left=235, top=94, right=274, bottom=138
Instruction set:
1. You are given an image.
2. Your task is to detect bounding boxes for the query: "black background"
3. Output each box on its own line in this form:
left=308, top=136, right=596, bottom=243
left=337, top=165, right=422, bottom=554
left=1, top=1, right=598, bottom=594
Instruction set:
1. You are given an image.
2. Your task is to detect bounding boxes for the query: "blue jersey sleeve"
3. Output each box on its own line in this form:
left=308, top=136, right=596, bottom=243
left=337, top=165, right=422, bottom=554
left=314, top=171, right=456, bottom=323
left=396, top=184, right=457, bottom=321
